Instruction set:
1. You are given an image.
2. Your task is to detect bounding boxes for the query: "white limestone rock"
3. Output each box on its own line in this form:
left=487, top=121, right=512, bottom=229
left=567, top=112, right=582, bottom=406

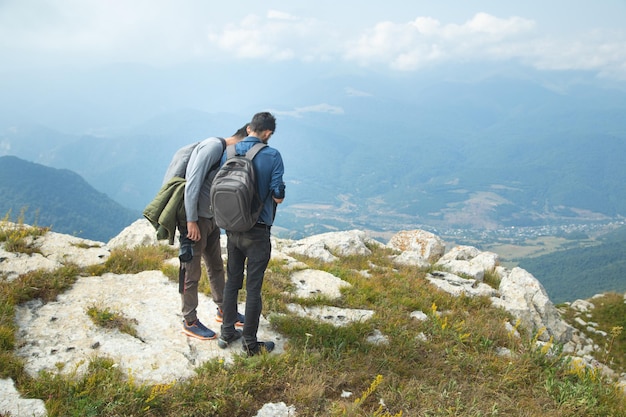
left=280, top=230, right=378, bottom=262
left=14, top=271, right=284, bottom=385
left=291, top=269, right=351, bottom=299
left=434, top=245, right=499, bottom=281
left=0, top=378, right=47, bottom=417
left=107, top=218, right=165, bottom=249
left=0, top=229, right=109, bottom=281
left=0, top=249, right=59, bottom=281
left=270, top=244, right=309, bottom=270
left=254, top=402, right=297, bottom=417
left=391, top=250, right=431, bottom=268
left=387, top=229, right=445, bottom=263
left=491, top=267, right=574, bottom=343
left=410, top=311, right=429, bottom=321
left=426, top=271, right=499, bottom=298
left=570, top=299, right=595, bottom=313
left=285, top=304, right=374, bottom=326
left=366, top=329, right=389, bottom=345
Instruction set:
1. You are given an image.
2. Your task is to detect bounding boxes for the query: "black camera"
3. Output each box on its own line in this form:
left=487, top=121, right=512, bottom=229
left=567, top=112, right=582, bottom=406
left=178, top=233, right=194, bottom=263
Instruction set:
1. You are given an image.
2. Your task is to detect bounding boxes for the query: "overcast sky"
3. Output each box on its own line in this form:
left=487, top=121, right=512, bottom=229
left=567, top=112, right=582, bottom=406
left=1, top=0, right=626, bottom=80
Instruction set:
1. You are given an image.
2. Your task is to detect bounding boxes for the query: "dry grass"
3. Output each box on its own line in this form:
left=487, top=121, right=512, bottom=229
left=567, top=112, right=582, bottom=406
left=0, top=212, right=49, bottom=254
left=560, top=292, right=626, bottom=373
left=1, top=221, right=625, bottom=416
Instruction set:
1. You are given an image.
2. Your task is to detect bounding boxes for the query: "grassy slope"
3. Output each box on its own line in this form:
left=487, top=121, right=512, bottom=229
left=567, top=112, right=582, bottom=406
left=1, top=222, right=625, bottom=416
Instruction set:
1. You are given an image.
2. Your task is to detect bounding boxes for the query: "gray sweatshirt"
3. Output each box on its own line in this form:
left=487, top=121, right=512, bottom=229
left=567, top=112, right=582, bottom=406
left=184, top=137, right=225, bottom=222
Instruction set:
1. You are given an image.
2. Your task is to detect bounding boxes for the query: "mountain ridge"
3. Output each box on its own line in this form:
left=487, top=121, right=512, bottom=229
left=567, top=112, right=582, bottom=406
left=2, top=70, right=625, bottom=233
left=0, top=155, right=140, bottom=242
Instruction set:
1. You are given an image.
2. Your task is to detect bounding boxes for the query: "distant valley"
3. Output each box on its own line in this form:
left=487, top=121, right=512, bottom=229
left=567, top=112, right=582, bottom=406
left=1, top=67, right=625, bottom=302
left=1, top=154, right=624, bottom=303
left=2, top=70, right=626, bottom=240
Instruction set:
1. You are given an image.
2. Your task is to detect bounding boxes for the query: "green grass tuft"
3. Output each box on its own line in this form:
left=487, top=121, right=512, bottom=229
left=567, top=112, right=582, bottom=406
left=86, top=305, right=140, bottom=339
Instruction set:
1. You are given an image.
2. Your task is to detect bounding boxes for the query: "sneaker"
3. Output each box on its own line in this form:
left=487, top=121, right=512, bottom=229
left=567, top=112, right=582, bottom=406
left=217, top=329, right=243, bottom=349
left=242, top=341, right=275, bottom=357
left=216, top=307, right=245, bottom=327
left=182, top=319, right=217, bottom=340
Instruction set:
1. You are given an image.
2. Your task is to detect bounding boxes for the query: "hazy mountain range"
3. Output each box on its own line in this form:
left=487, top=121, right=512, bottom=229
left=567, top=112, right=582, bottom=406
left=2, top=66, right=625, bottom=241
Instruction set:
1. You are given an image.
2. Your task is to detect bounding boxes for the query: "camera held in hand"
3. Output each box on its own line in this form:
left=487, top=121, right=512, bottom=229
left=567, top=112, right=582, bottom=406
left=179, top=233, right=194, bottom=263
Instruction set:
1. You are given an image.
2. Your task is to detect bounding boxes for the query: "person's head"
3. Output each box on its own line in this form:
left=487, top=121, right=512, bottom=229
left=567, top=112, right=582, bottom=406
left=248, top=112, right=276, bottom=143
left=233, top=123, right=249, bottom=139
left=224, top=123, right=250, bottom=145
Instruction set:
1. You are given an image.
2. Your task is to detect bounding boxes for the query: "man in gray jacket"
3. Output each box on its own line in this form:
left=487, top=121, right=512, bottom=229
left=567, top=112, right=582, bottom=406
left=178, top=124, right=248, bottom=340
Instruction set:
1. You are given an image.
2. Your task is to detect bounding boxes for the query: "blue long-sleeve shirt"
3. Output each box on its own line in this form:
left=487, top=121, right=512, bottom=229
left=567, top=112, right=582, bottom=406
left=221, top=137, right=285, bottom=226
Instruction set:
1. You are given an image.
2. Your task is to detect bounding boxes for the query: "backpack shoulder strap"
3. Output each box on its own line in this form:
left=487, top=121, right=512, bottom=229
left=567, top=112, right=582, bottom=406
left=207, top=139, right=228, bottom=176
left=245, top=142, right=267, bottom=160
left=226, top=144, right=237, bottom=159
left=225, top=142, right=267, bottom=160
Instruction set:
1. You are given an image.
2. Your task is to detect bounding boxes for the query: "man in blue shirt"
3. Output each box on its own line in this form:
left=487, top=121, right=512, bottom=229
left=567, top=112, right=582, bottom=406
left=217, top=112, right=285, bottom=356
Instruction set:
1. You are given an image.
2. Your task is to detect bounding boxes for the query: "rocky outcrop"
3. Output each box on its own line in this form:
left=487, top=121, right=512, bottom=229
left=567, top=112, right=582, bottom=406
left=0, top=231, right=109, bottom=281
left=435, top=245, right=499, bottom=281
left=492, top=267, right=574, bottom=344
left=1, top=219, right=621, bottom=416
left=276, top=229, right=379, bottom=262
left=387, top=229, right=445, bottom=265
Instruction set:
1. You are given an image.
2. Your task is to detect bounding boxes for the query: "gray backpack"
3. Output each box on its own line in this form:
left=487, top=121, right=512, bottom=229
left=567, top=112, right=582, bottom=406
left=210, top=142, right=267, bottom=232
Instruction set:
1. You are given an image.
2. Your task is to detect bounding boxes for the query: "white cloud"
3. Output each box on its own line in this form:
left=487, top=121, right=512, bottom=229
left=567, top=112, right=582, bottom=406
left=412, top=17, right=440, bottom=35
left=0, top=0, right=214, bottom=67
left=523, top=32, right=626, bottom=78
left=207, top=11, right=337, bottom=62
left=345, top=87, right=372, bottom=97
left=271, top=104, right=344, bottom=118
left=267, top=10, right=298, bottom=21
left=339, top=12, right=626, bottom=78
left=344, top=13, right=537, bottom=70
left=465, top=12, right=535, bottom=36
left=1, top=2, right=625, bottom=79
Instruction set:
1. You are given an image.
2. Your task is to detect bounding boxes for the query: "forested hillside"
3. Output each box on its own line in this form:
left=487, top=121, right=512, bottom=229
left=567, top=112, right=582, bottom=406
left=0, top=156, right=140, bottom=241
left=518, top=225, right=626, bottom=303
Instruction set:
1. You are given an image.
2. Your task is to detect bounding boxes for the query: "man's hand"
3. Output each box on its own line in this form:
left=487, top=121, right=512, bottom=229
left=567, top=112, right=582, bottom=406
left=186, top=221, right=201, bottom=241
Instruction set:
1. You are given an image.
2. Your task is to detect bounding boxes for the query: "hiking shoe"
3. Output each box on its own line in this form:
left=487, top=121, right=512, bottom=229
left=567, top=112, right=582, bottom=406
left=217, top=329, right=243, bottom=349
left=242, top=341, right=275, bottom=357
left=182, top=319, right=217, bottom=340
left=216, top=307, right=245, bottom=327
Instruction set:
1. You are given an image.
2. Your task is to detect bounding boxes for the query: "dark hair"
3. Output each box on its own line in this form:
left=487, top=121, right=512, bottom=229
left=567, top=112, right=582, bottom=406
left=249, top=112, right=276, bottom=133
left=233, top=123, right=249, bottom=138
